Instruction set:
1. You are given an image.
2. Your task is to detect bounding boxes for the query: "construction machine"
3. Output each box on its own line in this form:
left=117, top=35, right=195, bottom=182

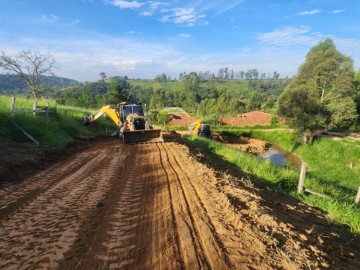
left=81, top=102, right=163, bottom=144
left=193, top=120, right=227, bottom=142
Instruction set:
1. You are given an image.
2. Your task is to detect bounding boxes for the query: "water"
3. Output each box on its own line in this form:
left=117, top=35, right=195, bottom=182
left=257, top=144, right=302, bottom=168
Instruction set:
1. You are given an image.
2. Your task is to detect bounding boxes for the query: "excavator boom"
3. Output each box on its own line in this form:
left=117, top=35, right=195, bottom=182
left=81, top=103, right=163, bottom=144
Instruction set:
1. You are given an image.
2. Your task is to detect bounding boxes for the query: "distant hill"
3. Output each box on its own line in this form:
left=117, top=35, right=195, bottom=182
left=0, top=74, right=79, bottom=95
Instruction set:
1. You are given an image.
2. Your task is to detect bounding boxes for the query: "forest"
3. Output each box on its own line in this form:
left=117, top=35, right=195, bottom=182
left=54, top=72, right=291, bottom=122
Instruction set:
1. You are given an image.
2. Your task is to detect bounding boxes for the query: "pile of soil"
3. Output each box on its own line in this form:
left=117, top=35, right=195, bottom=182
left=222, top=111, right=285, bottom=126
left=167, top=113, right=198, bottom=126
left=225, top=136, right=270, bottom=154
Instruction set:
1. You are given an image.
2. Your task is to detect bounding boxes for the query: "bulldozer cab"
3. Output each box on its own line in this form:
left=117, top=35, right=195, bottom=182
left=118, top=103, right=144, bottom=122
left=118, top=102, right=163, bottom=144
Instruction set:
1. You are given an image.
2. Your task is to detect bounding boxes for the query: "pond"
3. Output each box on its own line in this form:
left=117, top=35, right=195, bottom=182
left=256, top=144, right=302, bottom=168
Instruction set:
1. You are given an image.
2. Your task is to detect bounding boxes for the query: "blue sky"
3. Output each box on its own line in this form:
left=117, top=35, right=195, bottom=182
left=0, top=0, right=360, bottom=81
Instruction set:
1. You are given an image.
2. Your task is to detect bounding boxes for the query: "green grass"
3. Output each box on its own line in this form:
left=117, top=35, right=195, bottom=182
left=0, top=95, right=114, bottom=149
left=182, top=135, right=360, bottom=234
left=239, top=129, right=360, bottom=194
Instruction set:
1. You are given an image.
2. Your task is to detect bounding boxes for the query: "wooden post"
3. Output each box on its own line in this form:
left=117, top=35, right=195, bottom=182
left=33, top=100, right=37, bottom=116
left=46, top=101, right=49, bottom=116
left=356, top=186, right=360, bottom=204
left=10, top=96, right=16, bottom=120
left=297, top=162, right=306, bottom=194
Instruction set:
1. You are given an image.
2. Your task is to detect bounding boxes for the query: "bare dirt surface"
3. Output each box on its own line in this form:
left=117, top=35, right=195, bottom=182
left=1, top=135, right=360, bottom=269
left=167, top=113, right=198, bottom=126
left=222, top=111, right=286, bottom=126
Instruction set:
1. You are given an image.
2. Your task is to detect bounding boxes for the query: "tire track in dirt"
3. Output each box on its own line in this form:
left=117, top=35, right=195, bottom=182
left=165, top=143, right=276, bottom=269
left=86, top=143, right=186, bottom=270
left=157, top=142, right=233, bottom=270
left=0, top=141, right=125, bottom=269
left=163, top=142, right=317, bottom=269
left=2, top=138, right=360, bottom=270
left=95, top=144, right=151, bottom=269
left=0, top=145, right=102, bottom=217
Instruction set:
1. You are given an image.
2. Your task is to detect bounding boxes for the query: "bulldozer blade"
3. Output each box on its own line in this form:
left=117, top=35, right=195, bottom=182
left=122, top=129, right=163, bottom=144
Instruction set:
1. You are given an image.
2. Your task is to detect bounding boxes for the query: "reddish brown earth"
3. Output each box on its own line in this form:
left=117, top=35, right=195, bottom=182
left=167, top=113, right=198, bottom=126
left=222, top=111, right=286, bottom=126
left=167, top=111, right=285, bottom=127
left=0, top=135, right=360, bottom=269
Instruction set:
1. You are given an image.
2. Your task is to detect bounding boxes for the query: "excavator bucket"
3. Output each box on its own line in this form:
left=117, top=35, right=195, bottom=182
left=122, top=129, right=163, bottom=144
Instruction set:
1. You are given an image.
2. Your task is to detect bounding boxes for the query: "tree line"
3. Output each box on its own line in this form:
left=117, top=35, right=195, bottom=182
left=1, top=39, right=360, bottom=140
left=154, top=68, right=281, bottom=83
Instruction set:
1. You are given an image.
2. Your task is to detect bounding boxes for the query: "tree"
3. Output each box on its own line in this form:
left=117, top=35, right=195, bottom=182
left=0, top=50, right=56, bottom=100
left=106, top=84, right=127, bottom=104
left=278, top=38, right=358, bottom=143
left=154, top=73, right=167, bottom=82
left=99, top=72, right=107, bottom=80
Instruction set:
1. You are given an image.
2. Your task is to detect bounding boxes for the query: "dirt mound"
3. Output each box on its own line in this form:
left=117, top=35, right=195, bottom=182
left=226, top=136, right=270, bottom=153
left=222, top=111, right=285, bottom=126
left=167, top=113, right=198, bottom=126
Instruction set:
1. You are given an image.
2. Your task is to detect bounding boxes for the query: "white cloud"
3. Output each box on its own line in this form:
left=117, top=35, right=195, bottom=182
left=216, top=0, right=244, bottom=15
left=34, top=14, right=59, bottom=23
left=106, top=0, right=144, bottom=9
left=257, top=26, right=360, bottom=63
left=140, top=1, right=169, bottom=16
left=160, top=7, right=206, bottom=26
left=67, top=19, right=81, bottom=26
left=297, top=9, right=321, bottom=16
left=257, top=26, right=322, bottom=46
left=178, top=33, right=191, bottom=38
left=330, top=9, right=345, bottom=14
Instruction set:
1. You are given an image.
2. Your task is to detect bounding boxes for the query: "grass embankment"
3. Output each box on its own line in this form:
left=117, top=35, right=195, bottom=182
left=182, top=129, right=360, bottom=234
left=0, top=95, right=115, bottom=150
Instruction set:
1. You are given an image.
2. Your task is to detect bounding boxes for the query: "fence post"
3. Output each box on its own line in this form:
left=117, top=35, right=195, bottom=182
left=297, top=162, right=306, bottom=194
left=10, top=96, right=16, bottom=120
left=32, top=100, right=37, bottom=116
left=46, top=101, right=50, bottom=116
left=356, top=186, right=360, bottom=204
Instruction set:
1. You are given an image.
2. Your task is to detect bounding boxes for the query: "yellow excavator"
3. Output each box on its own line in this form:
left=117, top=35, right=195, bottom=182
left=193, top=120, right=227, bottom=142
left=81, top=102, right=163, bottom=144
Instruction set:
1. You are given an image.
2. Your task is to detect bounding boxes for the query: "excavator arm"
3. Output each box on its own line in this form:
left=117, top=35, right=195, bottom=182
left=81, top=103, right=163, bottom=144
left=81, top=105, right=120, bottom=126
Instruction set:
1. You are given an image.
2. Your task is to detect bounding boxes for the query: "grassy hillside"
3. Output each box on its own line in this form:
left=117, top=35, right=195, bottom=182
left=0, top=74, right=79, bottom=95
left=0, top=95, right=114, bottom=149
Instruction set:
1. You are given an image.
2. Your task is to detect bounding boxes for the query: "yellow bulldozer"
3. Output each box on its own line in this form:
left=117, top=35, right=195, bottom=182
left=81, top=102, right=163, bottom=144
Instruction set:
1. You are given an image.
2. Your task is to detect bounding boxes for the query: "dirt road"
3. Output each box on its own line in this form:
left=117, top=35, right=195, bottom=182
left=0, top=138, right=359, bottom=269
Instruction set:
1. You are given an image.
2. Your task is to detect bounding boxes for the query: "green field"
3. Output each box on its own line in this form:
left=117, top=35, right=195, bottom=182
left=0, top=95, right=113, bottom=149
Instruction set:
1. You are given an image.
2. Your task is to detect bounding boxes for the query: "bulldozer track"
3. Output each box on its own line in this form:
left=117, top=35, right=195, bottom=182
left=1, top=139, right=360, bottom=270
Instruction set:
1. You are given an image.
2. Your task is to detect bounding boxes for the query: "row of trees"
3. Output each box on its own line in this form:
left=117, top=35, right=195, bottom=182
left=1, top=39, right=360, bottom=141
left=179, top=69, right=281, bottom=81
left=153, top=69, right=282, bottom=82
left=56, top=74, right=287, bottom=118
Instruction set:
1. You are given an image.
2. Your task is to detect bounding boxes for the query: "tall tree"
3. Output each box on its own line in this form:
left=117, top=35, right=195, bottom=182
left=278, top=38, right=358, bottom=143
left=0, top=50, right=56, bottom=100
left=99, top=72, right=107, bottom=80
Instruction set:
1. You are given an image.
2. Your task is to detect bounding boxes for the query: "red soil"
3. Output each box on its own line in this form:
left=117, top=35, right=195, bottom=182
left=167, top=113, right=198, bottom=126
left=222, top=111, right=285, bottom=126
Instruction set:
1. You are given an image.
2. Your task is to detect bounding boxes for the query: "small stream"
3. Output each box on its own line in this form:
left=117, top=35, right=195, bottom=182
left=257, top=144, right=302, bottom=168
